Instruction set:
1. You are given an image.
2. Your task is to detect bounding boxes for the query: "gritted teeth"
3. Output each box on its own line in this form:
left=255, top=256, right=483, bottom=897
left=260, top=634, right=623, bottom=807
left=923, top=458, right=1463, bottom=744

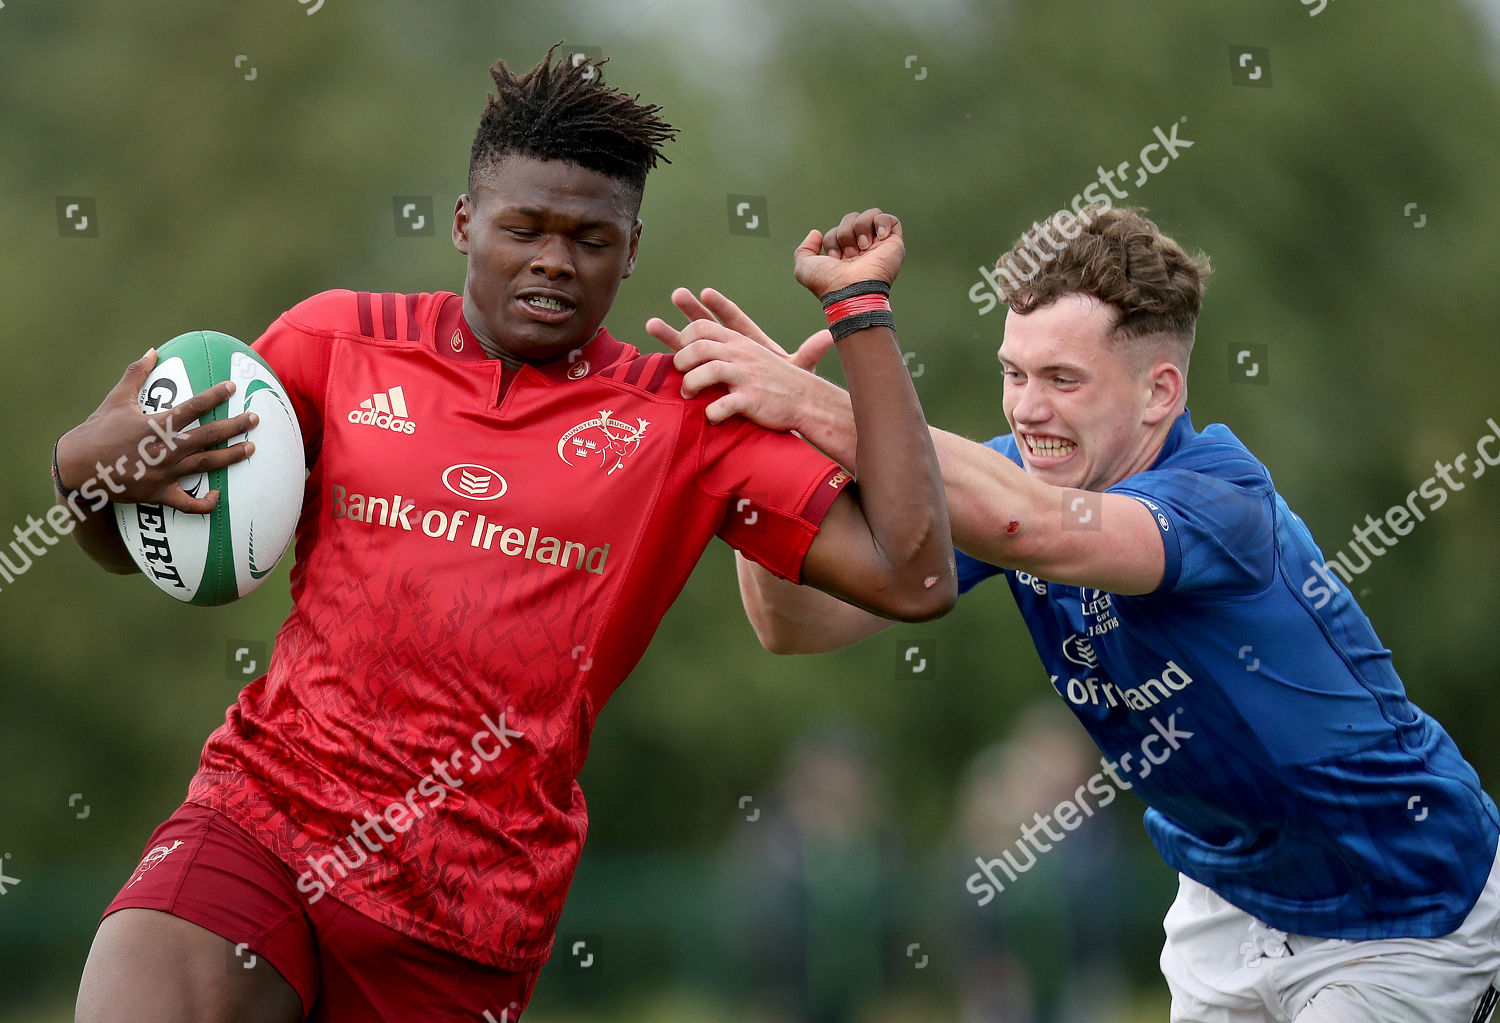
left=1025, top=434, right=1077, bottom=457
left=523, top=294, right=571, bottom=312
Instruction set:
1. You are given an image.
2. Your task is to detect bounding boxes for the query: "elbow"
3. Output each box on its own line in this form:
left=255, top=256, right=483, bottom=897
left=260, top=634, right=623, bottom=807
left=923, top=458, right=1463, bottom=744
left=878, top=575, right=958, bottom=624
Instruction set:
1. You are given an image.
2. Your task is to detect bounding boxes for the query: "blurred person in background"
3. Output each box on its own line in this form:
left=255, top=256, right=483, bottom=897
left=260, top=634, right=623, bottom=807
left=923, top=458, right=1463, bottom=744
left=947, top=701, right=1130, bottom=1023
left=720, top=725, right=907, bottom=1023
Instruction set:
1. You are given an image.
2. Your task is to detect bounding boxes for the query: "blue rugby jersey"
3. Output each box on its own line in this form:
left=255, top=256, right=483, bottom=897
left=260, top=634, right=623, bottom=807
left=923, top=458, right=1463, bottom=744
left=957, top=410, right=1498, bottom=939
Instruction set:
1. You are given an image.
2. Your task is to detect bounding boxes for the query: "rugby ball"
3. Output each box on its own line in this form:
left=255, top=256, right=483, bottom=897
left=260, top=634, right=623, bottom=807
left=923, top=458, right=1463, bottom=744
left=114, top=330, right=305, bottom=606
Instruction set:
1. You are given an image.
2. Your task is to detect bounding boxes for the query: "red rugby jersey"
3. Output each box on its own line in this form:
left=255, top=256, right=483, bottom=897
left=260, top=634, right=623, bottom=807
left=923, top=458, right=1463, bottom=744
left=185, top=290, right=850, bottom=970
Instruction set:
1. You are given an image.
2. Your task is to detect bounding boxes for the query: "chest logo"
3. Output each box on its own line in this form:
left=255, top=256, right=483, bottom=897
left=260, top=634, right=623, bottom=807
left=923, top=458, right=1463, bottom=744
left=442, top=464, right=507, bottom=501
left=1063, top=633, right=1099, bottom=670
left=558, top=409, right=650, bottom=475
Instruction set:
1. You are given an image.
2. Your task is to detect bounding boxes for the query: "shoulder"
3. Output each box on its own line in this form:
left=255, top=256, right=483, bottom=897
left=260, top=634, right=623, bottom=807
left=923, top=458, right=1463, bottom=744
left=1161, top=422, right=1272, bottom=491
left=279, top=290, right=448, bottom=345
left=592, top=350, right=715, bottom=411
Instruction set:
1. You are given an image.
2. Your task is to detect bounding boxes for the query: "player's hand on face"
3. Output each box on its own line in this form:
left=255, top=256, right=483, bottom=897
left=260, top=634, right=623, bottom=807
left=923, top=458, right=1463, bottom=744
left=646, top=287, right=835, bottom=372
left=56, top=349, right=258, bottom=514
left=794, top=209, right=904, bottom=297
left=669, top=319, right=824, bottom=430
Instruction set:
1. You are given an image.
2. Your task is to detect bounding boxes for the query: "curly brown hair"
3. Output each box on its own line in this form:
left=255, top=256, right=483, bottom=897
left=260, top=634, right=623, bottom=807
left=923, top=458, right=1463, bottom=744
left=996, top=205, right=1212, bottom=362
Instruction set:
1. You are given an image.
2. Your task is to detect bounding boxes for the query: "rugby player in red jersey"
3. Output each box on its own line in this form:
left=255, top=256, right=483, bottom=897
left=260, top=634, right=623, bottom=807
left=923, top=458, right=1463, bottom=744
left=55, top=48, right=954, bottom=1021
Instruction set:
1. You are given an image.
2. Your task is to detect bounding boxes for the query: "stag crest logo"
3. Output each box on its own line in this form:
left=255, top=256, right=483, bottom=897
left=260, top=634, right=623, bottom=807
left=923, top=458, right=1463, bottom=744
left=126, top=840, right=184, bottom=889
left=558, top=410, right=651, bottom=475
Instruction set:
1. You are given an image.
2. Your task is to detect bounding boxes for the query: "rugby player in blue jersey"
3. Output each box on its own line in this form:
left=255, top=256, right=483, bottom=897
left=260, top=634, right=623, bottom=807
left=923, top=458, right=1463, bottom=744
left=651, top=206, right=1500, bottom=1022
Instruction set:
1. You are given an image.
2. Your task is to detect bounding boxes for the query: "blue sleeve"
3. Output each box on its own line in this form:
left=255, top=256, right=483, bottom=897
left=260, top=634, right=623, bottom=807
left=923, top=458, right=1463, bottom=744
left=951, top=434, right=1020, bottom=596
left=955, top=547, right=1003, bottom=595
left=1109, top=458, right=1275, bottom=597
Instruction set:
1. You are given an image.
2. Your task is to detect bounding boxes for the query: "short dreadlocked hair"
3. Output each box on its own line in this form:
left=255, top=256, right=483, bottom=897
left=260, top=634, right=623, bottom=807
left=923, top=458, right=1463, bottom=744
left=469, top=44, right=678, bottom=211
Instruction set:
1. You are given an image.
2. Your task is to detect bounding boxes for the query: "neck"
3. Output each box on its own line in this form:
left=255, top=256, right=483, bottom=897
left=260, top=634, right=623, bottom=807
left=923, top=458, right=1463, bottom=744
left=475, top=333, right=525, bottom=370
left=460, top=305, right=526, bottom=369
left=1115, top=410, right=1181, bottom=485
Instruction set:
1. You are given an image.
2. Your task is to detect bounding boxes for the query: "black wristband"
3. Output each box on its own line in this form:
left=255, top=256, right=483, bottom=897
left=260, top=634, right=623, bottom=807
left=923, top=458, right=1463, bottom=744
left=829, top=309, right=897, bottom=342
left=819, top=279, right=891, bottom=309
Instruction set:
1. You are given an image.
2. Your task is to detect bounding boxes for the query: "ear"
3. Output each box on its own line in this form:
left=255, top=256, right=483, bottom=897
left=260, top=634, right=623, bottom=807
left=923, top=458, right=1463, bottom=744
left=1142, top=358, right=1185, bottom=427
left=621, top=219, right=643, bottom=279
left=452, top=194, right=472, bottom=255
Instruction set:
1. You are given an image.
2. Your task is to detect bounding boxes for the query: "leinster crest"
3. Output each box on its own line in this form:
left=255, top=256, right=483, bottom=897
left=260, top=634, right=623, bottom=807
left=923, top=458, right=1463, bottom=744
left=558, top=410, right=650, bottom=475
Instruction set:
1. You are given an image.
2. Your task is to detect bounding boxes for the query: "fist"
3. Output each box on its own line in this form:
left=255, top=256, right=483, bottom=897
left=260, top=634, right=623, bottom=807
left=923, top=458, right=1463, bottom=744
left=793, top=209, right=904, bottom=297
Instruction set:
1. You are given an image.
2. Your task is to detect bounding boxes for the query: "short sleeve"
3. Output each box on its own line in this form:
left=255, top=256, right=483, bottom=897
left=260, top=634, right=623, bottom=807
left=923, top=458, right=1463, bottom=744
left=1110, top=464, right=1275, bottom=597
left=251, top=292, right=340, bottom=466
left=697, top=419, right=852, bottom=583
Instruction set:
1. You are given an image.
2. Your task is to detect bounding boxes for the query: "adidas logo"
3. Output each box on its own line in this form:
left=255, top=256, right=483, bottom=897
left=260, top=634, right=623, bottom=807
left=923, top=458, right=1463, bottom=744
left=347, top=386, right=417, bottom=434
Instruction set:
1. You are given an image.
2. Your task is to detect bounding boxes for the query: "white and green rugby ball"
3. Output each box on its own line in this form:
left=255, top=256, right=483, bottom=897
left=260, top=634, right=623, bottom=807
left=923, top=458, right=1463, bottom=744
left=114, top=330, right=305, bottom=606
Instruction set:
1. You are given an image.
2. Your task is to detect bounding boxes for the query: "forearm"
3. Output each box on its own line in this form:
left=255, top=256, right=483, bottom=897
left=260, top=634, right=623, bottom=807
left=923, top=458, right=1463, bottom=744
left=791, top=386, right=1050, bottom=565
left=792, top=374, right=857, bottom=470
left=835, top=323, right=954, bottom=617
left=735, top=552, right=891, bottom=654
left=931, top=427, right=1051, bottom=566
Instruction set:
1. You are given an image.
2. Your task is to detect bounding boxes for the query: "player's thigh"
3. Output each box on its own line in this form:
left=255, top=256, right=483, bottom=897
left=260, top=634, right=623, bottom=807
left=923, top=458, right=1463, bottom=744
left=76, top=907, right=303, bottom=1023
left=1293, top=983, right=1420, bottom=1023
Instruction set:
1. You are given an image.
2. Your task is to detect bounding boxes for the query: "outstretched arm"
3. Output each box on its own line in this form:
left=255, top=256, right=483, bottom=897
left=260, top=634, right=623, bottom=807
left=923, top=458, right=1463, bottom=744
left=672, top=209, right=956, bottom=623
left=652, top=287, right=1166, bottom=651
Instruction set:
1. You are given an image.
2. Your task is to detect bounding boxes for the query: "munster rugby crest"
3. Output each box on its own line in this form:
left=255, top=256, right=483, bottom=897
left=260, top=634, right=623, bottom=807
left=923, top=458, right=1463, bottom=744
left=558, top=410, right=650, bottom=475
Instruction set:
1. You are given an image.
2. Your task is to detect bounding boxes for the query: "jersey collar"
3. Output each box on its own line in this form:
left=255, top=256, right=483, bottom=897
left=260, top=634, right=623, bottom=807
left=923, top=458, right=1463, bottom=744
left=1148, top=408, right=1197, bottom=470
